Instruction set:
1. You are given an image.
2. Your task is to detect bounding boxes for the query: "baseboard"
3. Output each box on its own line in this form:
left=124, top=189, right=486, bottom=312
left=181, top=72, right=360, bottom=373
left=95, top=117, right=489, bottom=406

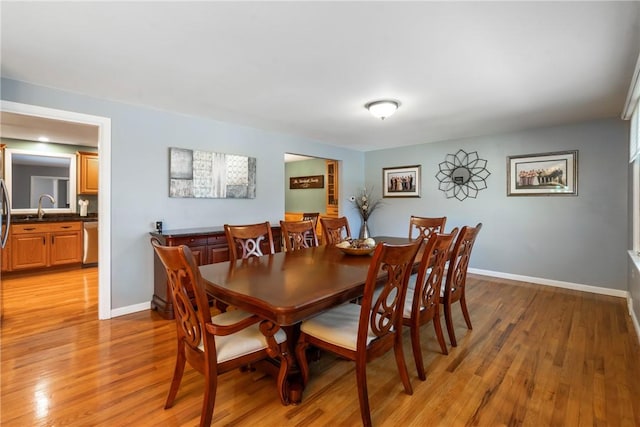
left=468, top=268, right=629, bottom=298
left=107, top=271, right=632, bottom=321
left=110, top=301, right=151, bottom=318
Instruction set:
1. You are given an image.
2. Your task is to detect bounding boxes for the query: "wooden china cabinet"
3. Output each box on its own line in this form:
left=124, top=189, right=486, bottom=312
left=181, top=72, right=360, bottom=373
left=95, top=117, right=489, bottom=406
left=326, top=159, right=339, bottom=217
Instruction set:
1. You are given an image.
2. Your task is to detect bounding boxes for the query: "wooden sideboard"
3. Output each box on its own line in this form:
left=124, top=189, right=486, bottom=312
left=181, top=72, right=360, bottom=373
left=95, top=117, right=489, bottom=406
left=149, top=225, right=282, bottom=319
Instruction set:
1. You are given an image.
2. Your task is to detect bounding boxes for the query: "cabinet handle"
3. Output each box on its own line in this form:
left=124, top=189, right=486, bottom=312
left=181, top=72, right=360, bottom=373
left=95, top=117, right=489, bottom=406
left=24, top=227, right=36, bottom=231
left=42, top=236, right=45, bottom=245
left=61, top=226, right=72, bottom=229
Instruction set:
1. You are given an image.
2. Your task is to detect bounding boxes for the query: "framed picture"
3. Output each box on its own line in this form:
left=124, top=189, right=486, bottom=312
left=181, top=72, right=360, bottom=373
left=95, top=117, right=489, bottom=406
left=383, top=165, right=421, bottom=197
left=507, top=150, right=578, bottom=196
left=169, top=147, right=256, bottom=198
left=289, top=175, right=324, bottom=189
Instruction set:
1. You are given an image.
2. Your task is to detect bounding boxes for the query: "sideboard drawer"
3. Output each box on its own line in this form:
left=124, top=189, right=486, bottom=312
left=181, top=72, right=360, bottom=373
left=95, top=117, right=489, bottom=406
left=173, top=236, right=208, bottom=247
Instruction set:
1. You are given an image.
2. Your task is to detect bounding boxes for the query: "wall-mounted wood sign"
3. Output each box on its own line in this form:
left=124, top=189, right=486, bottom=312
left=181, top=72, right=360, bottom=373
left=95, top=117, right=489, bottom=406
left=290, top=175, right=324, bottom=189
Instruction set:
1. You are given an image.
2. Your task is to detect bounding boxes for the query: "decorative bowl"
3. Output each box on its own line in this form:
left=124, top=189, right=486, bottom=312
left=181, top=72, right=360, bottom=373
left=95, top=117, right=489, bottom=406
left=338, top=246, right=376, bottom=256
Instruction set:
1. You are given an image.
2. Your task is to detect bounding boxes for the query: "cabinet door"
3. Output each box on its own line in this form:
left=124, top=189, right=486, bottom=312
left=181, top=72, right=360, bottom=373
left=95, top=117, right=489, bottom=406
left=188, top=245, right=208, bottom=265
left=11, top=233, right=48, bottom=270
left=1, top=225, right=9, bottom=272
left=78, top=152, right=99, bottom=194
left=208, top=246, right=229, bottom=263
left=172, top=236, right=208, bottom=265
left=50, top=231, right=82, bottom=266
left=1, top=244, right=10, bottom=273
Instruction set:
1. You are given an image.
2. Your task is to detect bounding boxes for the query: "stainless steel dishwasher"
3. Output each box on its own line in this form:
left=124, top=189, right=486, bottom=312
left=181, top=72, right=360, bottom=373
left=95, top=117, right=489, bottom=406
left=83, top=221, right=98, bottom=266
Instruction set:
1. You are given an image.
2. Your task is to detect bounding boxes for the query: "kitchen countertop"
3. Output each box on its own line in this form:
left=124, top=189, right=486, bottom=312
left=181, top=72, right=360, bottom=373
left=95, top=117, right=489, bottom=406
left=11, top=214, right=98, bottom=224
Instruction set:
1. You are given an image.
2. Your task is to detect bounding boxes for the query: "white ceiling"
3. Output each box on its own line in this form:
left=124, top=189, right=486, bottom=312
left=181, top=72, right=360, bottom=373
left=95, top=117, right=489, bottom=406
left=1, top=2, right=639, bottom=151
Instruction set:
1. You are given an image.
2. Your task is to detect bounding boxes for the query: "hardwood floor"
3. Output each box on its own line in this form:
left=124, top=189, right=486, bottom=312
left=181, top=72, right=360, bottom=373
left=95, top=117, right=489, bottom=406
left=2, top=268, right=640, bottom=426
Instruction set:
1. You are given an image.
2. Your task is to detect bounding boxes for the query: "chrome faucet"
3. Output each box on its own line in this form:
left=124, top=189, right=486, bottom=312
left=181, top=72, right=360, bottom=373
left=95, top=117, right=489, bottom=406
left=37, top=194, right=55, bottom=219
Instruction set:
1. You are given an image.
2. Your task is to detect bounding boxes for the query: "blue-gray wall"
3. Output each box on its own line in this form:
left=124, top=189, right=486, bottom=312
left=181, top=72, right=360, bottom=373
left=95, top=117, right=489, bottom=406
left=285, top=158, right=327, bottom=214
left=365, top=118, right=629, bottom=290
left=1, top=78, right=365, bottom=310
left=0, top=78, right=632, bottom=313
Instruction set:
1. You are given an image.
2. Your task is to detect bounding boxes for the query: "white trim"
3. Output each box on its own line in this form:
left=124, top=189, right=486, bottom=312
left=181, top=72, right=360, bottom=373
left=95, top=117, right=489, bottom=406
left=1, top=100, right=112, bottom=319
left=634, top=162, right=640, bottom=253
left=5, top=148, right=77, bottom=214
left=622, top=52, right=640, bottom=119
left=469, top=267, right=629, bottom=298
left=628, top=296, right=640, bottom=344
left=111, top=301, right=151, bottom=318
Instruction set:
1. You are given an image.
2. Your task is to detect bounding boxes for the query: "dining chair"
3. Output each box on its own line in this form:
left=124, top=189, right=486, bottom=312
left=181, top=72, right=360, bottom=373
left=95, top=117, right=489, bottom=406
left=150, top=238, right=290, bottom=426
left=441, top=223, right=483, bottom=347
left=320, top=216, right=351, bottom=244
left=302, top=212, right=321, bottom=244
left=295, top=240, right=422, bottom=427
left=408, top=215, right=447, bottom=240
left=402, top=229, right=458, bottom=380
left=301, top=212, right=320, bottom=229
left=280, top=219, right=319, bottom=251
left=224, top=221, right=275, bottom=261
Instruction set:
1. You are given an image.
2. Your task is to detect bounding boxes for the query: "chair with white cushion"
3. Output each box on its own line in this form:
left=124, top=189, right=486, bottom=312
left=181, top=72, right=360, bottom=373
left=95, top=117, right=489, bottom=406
left=441, top=223, right=483, bottom=347
left=402, top=229, right=458, bottom=380
left=295, top=240, right=422, bottom=427
left=151, top=238, right=290, bottom=426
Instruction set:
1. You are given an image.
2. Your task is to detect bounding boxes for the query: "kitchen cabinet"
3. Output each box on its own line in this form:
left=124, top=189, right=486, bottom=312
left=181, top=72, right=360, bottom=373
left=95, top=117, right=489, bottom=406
left=1, top=230, right=9, bottom=273
left=9, top=222, right=82, bottom=271
left=77, top=151, right=99, bottom=194
left=150, top=225, right=282, bottom=319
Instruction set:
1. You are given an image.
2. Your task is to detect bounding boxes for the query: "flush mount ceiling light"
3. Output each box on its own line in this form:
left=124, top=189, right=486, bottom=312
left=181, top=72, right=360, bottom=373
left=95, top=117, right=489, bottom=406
left=365, top=100, right=399, bottom=120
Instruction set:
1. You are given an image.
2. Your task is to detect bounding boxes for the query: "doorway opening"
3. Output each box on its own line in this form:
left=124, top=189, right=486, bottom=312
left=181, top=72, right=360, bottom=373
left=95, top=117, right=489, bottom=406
left=0, top=101, right=112, bottom=319
left=284, top=153, right=339, bottom=242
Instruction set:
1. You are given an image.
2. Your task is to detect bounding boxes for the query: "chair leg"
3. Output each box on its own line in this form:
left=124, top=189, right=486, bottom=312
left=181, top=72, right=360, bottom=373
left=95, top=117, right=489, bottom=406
left=200, top=373, right=217, bottom=427
left=409, top=322, right=426, bottom=381
left=460, top=294, right=473, bottom=330
left=444, top=301, right=457, bottom=347
left=355, top=360, right=372, bottom=427
left=165, top=345, right=186, bottom=409
left=433, top=311, right=448, bottom=355
left=393, top=334, right=413, bottom=395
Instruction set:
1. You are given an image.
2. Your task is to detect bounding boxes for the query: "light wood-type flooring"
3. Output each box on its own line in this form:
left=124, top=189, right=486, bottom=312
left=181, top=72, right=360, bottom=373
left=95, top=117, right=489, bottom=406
left=2, top=267, right=640, bottom=426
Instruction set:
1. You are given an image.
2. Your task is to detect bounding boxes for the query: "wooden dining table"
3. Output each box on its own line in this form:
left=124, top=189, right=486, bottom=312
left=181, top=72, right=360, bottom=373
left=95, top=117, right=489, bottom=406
left=199, top=236, right=418, bottom=403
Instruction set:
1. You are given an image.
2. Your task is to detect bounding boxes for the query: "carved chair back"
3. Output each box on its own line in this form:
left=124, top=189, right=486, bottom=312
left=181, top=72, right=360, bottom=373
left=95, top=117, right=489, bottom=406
left=224, top=222, right=275, bottom=262
left=280, top=220, right=319, bottom=251
left=408, top=215, right=447, bottom=240
left=320, top=216, right=351, bottom=245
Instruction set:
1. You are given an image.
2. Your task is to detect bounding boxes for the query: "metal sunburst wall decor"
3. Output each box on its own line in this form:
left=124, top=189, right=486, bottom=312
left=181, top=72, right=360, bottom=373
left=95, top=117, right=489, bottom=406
left=436, top=149, right=490, bottom=201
